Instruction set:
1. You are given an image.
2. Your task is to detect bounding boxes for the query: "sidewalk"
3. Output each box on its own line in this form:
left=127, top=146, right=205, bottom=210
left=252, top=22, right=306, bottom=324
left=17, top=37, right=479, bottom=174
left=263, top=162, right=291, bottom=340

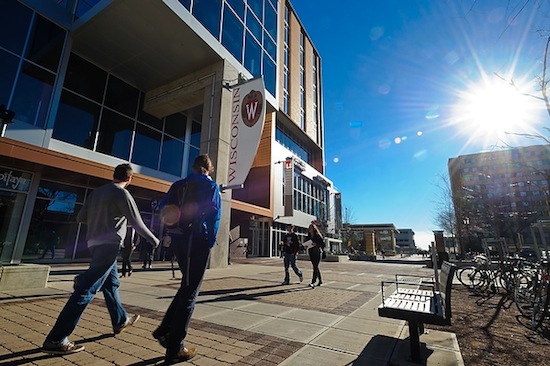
left=0, top=256, right=464, bottom=365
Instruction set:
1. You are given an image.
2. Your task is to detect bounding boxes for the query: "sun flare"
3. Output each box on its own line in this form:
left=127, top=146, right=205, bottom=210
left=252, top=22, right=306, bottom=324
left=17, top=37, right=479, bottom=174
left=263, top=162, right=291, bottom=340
left=451, top=75, right=542, bottom=145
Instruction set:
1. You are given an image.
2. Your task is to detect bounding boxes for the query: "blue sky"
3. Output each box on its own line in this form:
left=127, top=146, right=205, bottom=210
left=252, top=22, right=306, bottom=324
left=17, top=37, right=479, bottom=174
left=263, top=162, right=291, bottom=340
left=292, top=0, right=550, bottom=249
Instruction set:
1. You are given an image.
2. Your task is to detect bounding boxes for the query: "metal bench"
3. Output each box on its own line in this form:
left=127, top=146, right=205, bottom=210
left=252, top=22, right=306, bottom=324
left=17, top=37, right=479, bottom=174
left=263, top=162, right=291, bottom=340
left=378, top=260, right=457, bottom=363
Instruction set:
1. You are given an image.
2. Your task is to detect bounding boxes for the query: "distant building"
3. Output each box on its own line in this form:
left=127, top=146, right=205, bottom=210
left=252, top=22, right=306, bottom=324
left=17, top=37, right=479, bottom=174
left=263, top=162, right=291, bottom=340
left=448, top=144, right=550, bottom=253
left=344, top=224, right=398, bottom=254
left=395, top=228, right=416, bottom=254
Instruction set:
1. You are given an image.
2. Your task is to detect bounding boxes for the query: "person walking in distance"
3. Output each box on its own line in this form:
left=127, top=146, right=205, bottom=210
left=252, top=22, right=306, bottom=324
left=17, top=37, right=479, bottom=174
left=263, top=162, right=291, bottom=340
left=305, top=223, right=324, bottom=288
left=281, top=224, right=303, bottom=285
left=42, top=163, right=160, bottom=355
left=120, top=225, right=138, bottom=277
left=154, top=154, right=221, bottom=365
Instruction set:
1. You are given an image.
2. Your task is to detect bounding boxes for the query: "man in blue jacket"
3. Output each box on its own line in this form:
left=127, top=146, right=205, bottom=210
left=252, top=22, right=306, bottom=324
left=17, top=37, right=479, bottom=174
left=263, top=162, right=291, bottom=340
left=154, top=154, right=221, bottom=364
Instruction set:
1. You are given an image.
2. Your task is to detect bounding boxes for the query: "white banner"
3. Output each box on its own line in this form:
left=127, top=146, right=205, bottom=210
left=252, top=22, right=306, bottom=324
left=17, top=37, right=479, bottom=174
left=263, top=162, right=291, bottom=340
left=227, top=77, right=266, bottom=187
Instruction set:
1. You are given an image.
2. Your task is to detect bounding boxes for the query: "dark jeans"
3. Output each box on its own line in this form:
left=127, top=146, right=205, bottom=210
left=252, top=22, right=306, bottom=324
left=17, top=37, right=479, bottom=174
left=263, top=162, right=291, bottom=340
left=308, top=246, right=322, bottom=284
left=45, top=244, right=127, bottom=343
left=283, top=252, right=302, bottom=282
left=155, top=232, right=210, bottom=360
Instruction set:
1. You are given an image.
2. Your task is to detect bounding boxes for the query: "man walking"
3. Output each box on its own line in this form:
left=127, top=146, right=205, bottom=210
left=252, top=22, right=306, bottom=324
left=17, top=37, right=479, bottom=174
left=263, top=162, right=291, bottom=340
left=42, top=163, right=160, bottom=355
left=154, top=154, right=221, bottom=365
left=281, top=224, right=303, bottom=285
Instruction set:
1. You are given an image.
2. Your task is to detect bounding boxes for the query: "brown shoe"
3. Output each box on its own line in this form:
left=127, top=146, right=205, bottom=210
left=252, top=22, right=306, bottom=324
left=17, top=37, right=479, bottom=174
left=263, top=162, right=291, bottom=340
left=165, top=347, right=197, bottom=364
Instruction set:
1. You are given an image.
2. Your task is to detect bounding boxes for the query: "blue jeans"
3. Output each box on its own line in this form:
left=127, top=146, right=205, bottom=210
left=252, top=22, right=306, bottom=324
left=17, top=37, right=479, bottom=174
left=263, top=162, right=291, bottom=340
left=283, top=252, right=302, bottom=282
left=46, top=244, right=127, bottom=343
left=155, top=232, right=210, bottom=360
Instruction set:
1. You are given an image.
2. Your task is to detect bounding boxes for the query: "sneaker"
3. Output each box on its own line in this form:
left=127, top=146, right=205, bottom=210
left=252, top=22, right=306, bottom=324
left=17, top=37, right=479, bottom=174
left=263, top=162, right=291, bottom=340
left=128, top=270, right=132, bottom=277
left=309, top=283, right=315, bottom=288
left=153, top=330, right=169, bottom=348
left=114, top=314, right=140, bottom=335
left=299, top=274, right=303, bottom=283
left=165, top=347, right=197, bottom=364
left=42, top=340, right=85, bottom=355
left=281, top=281, right=289, bottom=285
left=317, top=282, right=323, bottom=286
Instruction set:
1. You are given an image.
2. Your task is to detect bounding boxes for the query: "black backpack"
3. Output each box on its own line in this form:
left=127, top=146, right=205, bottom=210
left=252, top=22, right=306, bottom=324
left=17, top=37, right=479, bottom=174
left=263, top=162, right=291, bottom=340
left=160, top=180, right=198, bottom=230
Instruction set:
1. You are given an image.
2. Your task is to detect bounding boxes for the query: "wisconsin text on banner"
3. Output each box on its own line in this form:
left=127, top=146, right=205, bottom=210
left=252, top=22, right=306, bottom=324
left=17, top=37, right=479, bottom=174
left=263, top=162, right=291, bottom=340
left=228, top=77, right=266, bottom=187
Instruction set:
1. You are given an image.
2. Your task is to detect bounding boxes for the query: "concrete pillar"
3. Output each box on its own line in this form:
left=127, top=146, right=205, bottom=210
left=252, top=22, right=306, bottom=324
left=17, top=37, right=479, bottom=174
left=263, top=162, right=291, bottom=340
left=200, top=61, right=239, bottom=269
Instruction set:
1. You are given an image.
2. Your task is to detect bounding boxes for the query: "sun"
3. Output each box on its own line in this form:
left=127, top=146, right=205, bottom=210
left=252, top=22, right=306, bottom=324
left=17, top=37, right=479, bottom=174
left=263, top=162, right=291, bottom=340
left=451, top=75, right=542, bottom=144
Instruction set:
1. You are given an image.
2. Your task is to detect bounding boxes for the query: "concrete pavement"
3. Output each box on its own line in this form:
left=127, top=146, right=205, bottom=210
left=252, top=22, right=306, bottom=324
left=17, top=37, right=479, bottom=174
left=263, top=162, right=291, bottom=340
left=0, top=255, right=464, bottom=365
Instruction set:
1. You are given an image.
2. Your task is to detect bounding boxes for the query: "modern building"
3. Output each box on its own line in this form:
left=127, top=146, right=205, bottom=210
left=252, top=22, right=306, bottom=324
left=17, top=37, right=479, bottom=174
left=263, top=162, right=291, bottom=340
left=395, top=228, right=415, bottom=254
left=0, top=0, right=341, bottom=269
left=448, top=144, right=550, bottom=253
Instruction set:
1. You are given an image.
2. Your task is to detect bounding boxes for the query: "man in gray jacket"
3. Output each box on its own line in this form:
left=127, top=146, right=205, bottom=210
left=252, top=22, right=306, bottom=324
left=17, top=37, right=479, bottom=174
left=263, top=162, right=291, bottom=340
left=42, top=163, right=160, bottom=355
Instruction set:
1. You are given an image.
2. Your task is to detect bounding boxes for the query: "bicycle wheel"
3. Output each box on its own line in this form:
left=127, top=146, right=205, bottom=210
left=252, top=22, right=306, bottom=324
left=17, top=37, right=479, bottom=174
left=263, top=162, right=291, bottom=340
left=470, top=269, right=490, bottom=293
left=531, top=283, right=550, bottom=330
left=457, top=266, right=474, bottom=287
left=514, top=271, right=537, bottom=317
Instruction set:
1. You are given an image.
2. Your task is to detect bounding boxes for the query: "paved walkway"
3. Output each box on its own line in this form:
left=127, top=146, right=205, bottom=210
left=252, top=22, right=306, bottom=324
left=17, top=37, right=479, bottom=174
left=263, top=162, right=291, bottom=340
left=0, top=255, right=463, bottom=365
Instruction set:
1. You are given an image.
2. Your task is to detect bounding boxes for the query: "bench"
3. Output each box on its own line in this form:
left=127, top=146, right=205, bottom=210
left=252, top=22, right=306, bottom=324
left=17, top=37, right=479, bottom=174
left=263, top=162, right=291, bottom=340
left=378, top=260, right=457, bottom=363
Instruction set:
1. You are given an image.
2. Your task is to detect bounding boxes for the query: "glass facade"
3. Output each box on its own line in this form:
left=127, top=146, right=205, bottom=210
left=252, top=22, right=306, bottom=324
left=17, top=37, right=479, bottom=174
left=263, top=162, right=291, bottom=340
left=52, top=53, right=199, bottom=177
left=1, top=1, right=65, bottom=128
left=206, top=0, right=278, bottom=95
left=293, top=172, right=327, bottom=220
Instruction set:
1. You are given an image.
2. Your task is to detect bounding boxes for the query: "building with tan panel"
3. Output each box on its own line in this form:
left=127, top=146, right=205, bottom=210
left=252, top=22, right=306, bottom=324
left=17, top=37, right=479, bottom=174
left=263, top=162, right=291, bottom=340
left=0, top=0, right=340, bottom=282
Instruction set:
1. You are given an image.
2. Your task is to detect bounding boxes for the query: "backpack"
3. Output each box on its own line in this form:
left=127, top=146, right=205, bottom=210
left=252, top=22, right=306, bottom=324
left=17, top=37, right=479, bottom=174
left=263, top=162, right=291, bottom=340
left=160, top=180, right=198, bottom=230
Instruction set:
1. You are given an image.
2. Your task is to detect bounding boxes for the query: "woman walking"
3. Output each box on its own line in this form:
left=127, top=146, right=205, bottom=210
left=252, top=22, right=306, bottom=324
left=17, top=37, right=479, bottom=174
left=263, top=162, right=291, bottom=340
left=305, top=223, right=324, bottom=288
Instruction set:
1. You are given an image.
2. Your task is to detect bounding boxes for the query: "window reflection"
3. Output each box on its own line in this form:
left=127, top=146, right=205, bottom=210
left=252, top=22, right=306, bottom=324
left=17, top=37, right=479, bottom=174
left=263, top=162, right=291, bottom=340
left=96, top=109, right=134, bottom=160
left=53, top=90, right=101, bottom=149
left=133, top=123, right=161, bottom=170
left=11, top=61, right=55, bottom=128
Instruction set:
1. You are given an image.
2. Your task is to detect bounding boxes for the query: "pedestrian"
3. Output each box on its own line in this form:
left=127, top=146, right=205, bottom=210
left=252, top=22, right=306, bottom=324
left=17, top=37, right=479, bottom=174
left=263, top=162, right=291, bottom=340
left=160, top=234, right=172, bottom=261
left=281, top=224, right=303, bottom=285
left=41, top=163, right=160, bottom=355
left=141, top=235, right=155, bottom=269
left=305, top=223, right=324, bottom=288
left=153, top=154, right=221, bottom=365
left=120, top=225, right=138, bottom=277
left=40, top=228, right=59, bottom=259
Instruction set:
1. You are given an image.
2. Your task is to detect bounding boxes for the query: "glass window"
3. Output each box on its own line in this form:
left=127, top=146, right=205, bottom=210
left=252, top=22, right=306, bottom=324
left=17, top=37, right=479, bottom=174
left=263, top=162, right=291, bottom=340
left=226, top=0, right=244, bottom=19
left=193, top=0, right=222, bottom=38
left=165, top=113, right=186, bottom=139
left=0, top=50, right=19, bottom=106
left=25, top=14, right=65, bottom=72
left=0, top=0, right=32, bottom=55
left=104, top=75, right=139, bottom=117
left=179, top=0, right=191, bottom=10
left=222, top=7, right=244, bottom=61
left=264, top=31, right=276, bottom=60
left=75, top=0, right=100, bottom=20
left=96, top=109, right=134, bottom=160
left=264, top=2, right=277, bottom=40
left=248, top=0, right=263, bottom=21
left=187, top=146, right=200, bottom=175
left=64, top=53, right=107, bottom=103
left=0, top=190, right=28, bottom=263
left=10, top=61, right=55, bottom=128
left=191, top=121, right=201, bottom=148
left=132, top=124, right=161, bottom=170
left=53, top=91, right=101, bottom=149
left=244, top=32, right=261, bottom=77
left=160, top=135, right=184, bottom=176
left=137, top=94, right=164, bottom=130
left=246, top=10, right=262, bottom=42
left=263, top=53, right=276, bottom=96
